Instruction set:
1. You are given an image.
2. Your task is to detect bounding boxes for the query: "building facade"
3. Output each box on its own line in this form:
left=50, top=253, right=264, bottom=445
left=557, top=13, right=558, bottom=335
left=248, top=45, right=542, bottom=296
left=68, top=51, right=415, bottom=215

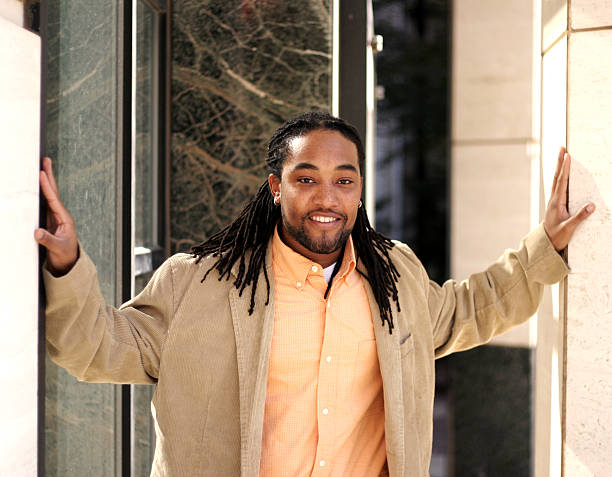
left=2, top=0, right=610, bottom=475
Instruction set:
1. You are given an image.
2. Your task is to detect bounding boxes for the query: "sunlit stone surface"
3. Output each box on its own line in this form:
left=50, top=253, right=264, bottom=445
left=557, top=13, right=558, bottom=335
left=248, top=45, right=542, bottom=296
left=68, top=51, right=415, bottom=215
left=564, top=29, right=612, bottom=477
left=0, top=16, right=40, bottom=476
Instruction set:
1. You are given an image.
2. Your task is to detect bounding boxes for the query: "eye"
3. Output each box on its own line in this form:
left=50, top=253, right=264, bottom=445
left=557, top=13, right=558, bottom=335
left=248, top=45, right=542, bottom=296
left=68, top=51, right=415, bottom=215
left=337, top=178, right=354, bottom=185
left=298, top=177, right=315, bottom=184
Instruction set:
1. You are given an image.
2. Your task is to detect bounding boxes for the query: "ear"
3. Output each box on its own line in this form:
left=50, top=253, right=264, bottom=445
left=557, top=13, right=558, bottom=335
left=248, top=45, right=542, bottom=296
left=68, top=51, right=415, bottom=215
left=268, top=173, right=281, bottom=197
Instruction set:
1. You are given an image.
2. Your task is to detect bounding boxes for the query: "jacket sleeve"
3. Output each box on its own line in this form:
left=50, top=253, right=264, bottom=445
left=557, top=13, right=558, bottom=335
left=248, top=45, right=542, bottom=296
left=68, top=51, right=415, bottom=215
left=43, top=245, right=176, bottom=384
left=426, top=224, right=570, bottom=358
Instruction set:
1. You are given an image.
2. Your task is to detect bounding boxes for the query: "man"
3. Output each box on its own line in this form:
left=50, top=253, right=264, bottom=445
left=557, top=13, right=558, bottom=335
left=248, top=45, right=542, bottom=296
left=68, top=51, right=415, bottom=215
left=36, top=112, right=594, bottom=476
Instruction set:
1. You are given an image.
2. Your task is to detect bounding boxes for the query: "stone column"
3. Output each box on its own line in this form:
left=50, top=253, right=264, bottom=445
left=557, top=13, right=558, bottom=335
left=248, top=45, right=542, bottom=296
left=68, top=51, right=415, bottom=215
left=0, top=10, right=40, bottom=475
left=450, top=1, right=541, bottom=474
left=451, top=0, right=539, bottom=347
left=536, top=1, right=612, bottom=476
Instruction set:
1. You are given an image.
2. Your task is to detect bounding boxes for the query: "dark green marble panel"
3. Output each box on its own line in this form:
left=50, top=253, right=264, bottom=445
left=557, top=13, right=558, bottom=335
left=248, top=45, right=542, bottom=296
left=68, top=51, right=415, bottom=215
left=170, top=0, right=332, bottom=253
left=44, top=2, right=119, bottom=476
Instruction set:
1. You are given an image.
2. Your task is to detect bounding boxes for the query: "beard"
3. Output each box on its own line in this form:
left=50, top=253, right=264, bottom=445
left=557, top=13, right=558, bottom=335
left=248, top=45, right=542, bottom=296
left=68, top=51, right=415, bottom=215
left=282, top=212, right=352, bottom=255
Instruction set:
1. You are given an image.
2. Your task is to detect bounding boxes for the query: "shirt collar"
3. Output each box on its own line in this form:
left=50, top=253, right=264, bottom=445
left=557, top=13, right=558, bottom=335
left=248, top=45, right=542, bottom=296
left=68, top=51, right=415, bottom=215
left=271, top=224, right=356, bottom=287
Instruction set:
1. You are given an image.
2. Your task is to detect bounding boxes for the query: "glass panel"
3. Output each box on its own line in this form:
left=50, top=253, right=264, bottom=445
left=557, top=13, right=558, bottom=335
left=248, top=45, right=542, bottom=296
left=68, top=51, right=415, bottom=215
left=132, top=271, right=156, bottom=475
left=170, top=1, right=332, bottom=253
left=44, top=2, right=119, bottom=476
left=135, top=0, right=157, bottom=249
left=131, top=383, right=155, bottom=476
left=132, top=2, right=159, bottom=474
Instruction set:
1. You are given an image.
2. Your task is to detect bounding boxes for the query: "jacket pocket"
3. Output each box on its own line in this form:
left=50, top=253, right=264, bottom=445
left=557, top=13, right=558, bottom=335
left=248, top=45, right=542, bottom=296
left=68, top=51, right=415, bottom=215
left=399, top=332, right=414, bottom=358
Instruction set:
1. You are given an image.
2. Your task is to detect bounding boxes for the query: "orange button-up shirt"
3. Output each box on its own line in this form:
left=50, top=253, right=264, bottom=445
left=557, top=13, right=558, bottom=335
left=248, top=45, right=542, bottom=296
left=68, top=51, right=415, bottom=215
left=260, top=228, right=386, bottom=476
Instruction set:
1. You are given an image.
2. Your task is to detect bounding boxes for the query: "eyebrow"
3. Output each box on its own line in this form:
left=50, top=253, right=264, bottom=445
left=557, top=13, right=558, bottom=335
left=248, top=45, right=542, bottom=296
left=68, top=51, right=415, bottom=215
left=291, top=162, right=359, bottom=173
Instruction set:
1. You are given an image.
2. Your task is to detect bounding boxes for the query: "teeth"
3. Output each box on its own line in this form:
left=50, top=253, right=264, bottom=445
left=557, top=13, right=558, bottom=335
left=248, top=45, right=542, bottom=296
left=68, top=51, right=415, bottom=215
left=311, top=216, right=337, bottom=223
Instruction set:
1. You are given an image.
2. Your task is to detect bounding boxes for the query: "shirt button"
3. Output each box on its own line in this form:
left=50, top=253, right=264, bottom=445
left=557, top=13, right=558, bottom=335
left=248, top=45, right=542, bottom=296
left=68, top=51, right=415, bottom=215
left=311, top=265, right=318, bottom=272
left=296, top=281, right=302, bottom=288
left=322, top=408, right=329, bottom=415
left=319, top=460, right=326, bottom=467
left=326, top=355, right=332, bottom=363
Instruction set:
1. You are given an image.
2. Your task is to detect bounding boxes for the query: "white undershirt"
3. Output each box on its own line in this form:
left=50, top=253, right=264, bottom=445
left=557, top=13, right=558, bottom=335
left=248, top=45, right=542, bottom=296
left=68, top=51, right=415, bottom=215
left=323, top=263, right=336, bottom=284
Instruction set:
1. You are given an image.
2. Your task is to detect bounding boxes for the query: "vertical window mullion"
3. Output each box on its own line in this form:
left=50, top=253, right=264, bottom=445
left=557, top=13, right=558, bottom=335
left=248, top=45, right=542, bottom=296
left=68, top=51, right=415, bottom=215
left=119, top=0, right=134, bottom=476
left=130, top=2, right=168, bottom=474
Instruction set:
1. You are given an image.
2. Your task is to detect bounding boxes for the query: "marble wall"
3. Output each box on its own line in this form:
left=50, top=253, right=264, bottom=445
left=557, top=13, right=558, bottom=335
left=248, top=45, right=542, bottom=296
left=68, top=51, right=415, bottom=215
left=44, top=2, right=120, bottom=476
left=170, top=0, right=332, bottom=253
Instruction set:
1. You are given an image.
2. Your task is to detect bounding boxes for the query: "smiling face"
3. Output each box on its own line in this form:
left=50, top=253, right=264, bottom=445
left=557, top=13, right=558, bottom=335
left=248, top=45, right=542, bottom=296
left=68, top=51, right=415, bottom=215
left=267, top=129, right=363, bottom=267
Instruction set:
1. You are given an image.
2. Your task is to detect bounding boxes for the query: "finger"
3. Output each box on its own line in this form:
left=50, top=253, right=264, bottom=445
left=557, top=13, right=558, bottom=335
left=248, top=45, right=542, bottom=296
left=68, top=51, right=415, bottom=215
left=551, top=146, right=566, bottom=192
left=40, top=170, right=72, bottom=224
left=552, top=152, right=570, bottom=206
left=34, top=227, right=63, bottom=252
left=558, top=153, right=571, bottom=206
left=42, top=157, right=60, bottom=197
left=562, top=202, right=595, bottom=234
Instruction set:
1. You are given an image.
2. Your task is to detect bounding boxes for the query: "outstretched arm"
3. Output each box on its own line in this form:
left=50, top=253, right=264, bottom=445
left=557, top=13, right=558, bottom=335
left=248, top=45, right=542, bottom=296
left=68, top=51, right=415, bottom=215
left=35, top=156, right=172, bottom=383
left=543, top=147, right=595, bottom=251
left=429, top=147, right=595, bottom=356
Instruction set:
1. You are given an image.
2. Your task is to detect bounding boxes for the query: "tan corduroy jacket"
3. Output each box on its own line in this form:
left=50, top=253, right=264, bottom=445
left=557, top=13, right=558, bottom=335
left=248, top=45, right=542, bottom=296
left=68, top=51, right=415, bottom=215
left=44, top=224, right=569, bottom=477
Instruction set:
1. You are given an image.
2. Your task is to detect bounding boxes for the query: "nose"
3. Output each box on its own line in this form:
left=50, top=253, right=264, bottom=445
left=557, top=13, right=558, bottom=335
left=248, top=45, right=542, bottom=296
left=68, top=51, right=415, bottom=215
left=313, top=181, right=339, bottom=209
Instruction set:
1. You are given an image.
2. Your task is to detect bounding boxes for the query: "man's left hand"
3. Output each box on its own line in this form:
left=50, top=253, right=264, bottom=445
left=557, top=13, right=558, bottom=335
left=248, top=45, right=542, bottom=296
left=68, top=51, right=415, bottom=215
left=543, top=147, right=595, bottom=251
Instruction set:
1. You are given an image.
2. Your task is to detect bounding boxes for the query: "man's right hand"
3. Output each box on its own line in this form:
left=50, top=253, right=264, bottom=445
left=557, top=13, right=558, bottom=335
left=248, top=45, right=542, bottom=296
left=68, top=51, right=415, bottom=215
left=34, top=157, right=79, bottom=276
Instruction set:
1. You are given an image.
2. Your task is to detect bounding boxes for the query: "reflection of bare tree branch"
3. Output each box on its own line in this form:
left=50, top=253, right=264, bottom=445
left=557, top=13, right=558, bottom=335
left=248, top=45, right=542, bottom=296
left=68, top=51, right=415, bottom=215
left=223, top=68, right=289, bottom=107
left=174, top=140, right=263, bottom=187
left=170, top=0, right=331, bottom=252
left=174, top=64, right=299, bottom=120
left=199, top=7, right=262, bottom=50
left=281, top=47, right=331, bottom=59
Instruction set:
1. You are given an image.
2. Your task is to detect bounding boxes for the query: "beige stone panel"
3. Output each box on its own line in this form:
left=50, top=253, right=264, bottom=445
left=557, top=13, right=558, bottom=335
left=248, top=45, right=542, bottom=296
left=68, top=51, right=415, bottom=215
left=488, top=320, right=532, bottom=347
left=0, top=0, right=23, bottom=27
left=542, top=0, right=567, bottom=52
left=451, top=143, right=531, bottom=279
left=0, top=17, right=40, bottom=476
left=563, top=30, right=612, bottom=477
left=452, top=0, right=534, bottom=141
left=571, top=0, right=612, bottom=30
left=534, top=284, right=564, bottom=477
left=451, top=144, right=534, bottom=346
left=541, top=38, right=567, bottom=200
left=534, top=36, right=567, bottom=477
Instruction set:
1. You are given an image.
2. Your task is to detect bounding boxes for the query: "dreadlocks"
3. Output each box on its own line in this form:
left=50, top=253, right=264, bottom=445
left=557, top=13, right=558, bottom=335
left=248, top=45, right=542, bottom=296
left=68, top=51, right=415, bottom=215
left=191, top=112, right=401, bottom=333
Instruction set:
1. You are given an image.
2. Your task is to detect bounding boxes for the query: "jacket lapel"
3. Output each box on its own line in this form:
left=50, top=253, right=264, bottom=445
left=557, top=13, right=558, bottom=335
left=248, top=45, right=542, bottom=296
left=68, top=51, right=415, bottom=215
left=229, top=247, right=276, bottom=477
left=361, top=266, right=406, bottom=477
